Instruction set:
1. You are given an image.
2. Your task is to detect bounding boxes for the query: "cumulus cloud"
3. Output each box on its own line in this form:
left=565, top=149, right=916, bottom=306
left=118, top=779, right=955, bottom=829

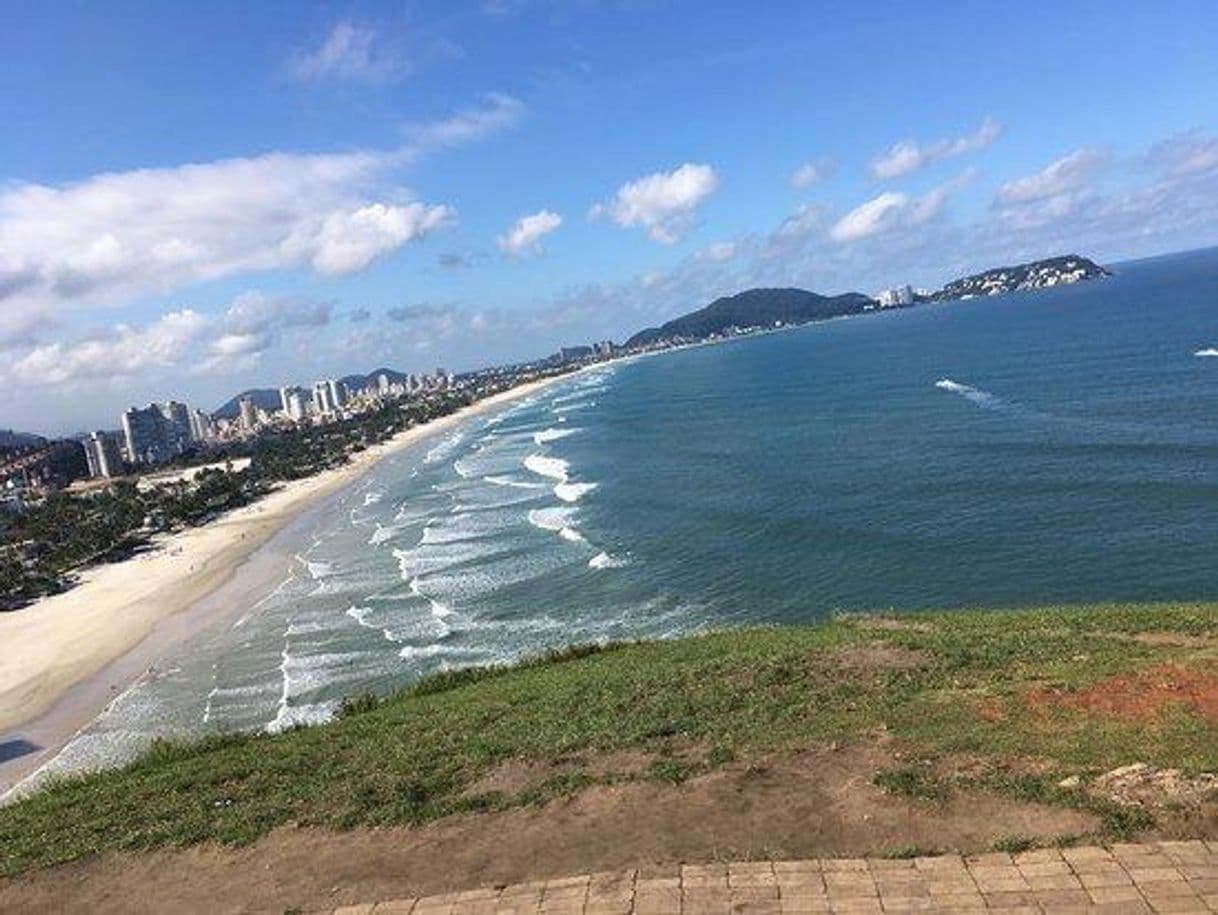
left=3, top=310, right=210, bottom=385
left=789, top=157, right=836, bottom=189
left=0, top=291, right=335, bottom=386
left=993, top=148, right=1107, bottom=230
left=348, top=307, right=372, bottom=322
left=829, top=192, right=909, bottom=242
left=830, top=173, right=971, bottom=243
left=870, top=118, right=1001, bottom=180
left=497, top=209, right=563, bottom=256
left=591, top=163, right=720, bottom=243
left=0, top=94, right=525, bottom=317
left=288, top=23, right=403, bottom=83
left=996, top=148, right=1107, bottom=204
left=308, top=201, right=453, bottom=273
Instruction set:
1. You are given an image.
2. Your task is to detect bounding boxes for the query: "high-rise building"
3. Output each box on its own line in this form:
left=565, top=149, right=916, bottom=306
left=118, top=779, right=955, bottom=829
left=189, top=408, right=213, bottom=443
left=285, top=389, right=307, bottom=423
left=121, top=405, right=170, bottom=464
left=312, top=381, right=334, bottom=416
left=238, top=395, right=257, bottom=431
left=83, top=431, right=124, bottom=479
left=159, top=400, right=194, bottom=451
left=326, top=378, right=347, bottom=410
left=377, top=373, right=391, bottom=396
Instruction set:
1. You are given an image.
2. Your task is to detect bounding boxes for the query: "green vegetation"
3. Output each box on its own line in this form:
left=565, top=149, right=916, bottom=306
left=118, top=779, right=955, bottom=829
left=2, top=601, right=1218, bottom=876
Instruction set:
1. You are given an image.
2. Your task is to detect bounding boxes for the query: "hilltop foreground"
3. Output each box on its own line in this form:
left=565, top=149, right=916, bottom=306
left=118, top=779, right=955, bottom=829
left=3, top=602, right=1218, bottom=911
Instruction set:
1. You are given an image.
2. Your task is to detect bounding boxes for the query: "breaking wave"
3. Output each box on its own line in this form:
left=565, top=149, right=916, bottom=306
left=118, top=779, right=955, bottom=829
left=533, top=427, right=577, bottom=445
left=935, top=378, right=1000, bottom=408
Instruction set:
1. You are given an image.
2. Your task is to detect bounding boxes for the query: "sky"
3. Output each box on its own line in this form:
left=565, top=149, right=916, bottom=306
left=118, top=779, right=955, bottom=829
left=3, top=0, right=1218, bottom=435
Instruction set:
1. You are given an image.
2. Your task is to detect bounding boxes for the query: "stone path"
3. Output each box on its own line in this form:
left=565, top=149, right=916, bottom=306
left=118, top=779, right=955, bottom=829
left=324, top=842, right=1218, bottom=914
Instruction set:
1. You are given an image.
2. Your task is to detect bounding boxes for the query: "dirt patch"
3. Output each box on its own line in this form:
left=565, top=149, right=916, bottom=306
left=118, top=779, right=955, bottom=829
left=823, top=645, right=929, bottom=672
left=851, top=616, right=935, bottom=634
left=465, top=749, right=654, bottom=797
left=1028, top=663, right=1218, bottom=722
left=0, top=741, right=1096, bottom=915
left=1117, top=631, right=1218, bottom=649
left=1087, top=763, right=1218, bottom=808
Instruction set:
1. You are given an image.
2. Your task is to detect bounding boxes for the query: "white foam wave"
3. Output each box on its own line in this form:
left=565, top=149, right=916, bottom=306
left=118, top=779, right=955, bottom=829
left=524, top=453, right=570, bottom=482
left=362, top=490, right=384, bottom=506
left=555, top=481, right=598, bottom=503
left=452, top=457, right=475, bottom=478
left=935, top=378, right=1000, bottom=408
left=553, top=400, right=595, bottom=414
left=303, top=559, right=333, bottom=579
left=1196, top=347, right=1218, bottom=357
left=528, top=506, right=584, bottom=543
left=533, top=427, right=577, bottom=445
left=589, top=551, right=627, bottom=569
left=484, top=474, right=546, bottom=490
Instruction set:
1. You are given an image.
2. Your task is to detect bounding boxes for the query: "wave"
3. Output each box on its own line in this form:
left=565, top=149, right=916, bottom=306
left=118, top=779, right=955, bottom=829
left=935, top=378, right=1000, bottom=408
left=1196, top=348, right=1218, bottom=357
left=527, top=506, right=585, bottom=543
left=452, top=457, right=476, bottom=478
left=484, top=474, right=546, bottom=490
left=589, top=551, right=627, bottom=569
left=555, top=481, right=598, bottom=503
left=524, top=453, right=570, bottom=482
left=362, top=490, right=384, bottom=506
left=533, top=427, right=577, bottom=445
left=553, top=400, right=596, bottom=414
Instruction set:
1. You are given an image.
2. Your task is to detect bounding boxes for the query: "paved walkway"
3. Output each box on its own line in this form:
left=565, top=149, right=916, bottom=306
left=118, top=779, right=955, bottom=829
left=326, top=842, right=1218, bottom=914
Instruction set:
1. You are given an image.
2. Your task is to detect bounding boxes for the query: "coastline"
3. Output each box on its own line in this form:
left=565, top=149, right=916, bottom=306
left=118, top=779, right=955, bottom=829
left=0, top=372, right=573, bottom=795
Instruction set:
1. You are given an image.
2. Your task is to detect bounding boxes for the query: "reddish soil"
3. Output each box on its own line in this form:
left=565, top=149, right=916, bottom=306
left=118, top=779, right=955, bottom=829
left=0, top=743, right=1097, bottom=915
left=1028, top=663, right=1218, bottom=722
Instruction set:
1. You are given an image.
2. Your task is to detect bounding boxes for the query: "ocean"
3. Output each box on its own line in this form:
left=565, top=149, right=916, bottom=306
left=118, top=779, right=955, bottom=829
left=26, top=246, right=1218, bottom=781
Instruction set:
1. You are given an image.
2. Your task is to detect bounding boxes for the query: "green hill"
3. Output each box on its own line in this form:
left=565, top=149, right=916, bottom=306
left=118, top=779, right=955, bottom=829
left=3, top=600, right=1217, bottom=878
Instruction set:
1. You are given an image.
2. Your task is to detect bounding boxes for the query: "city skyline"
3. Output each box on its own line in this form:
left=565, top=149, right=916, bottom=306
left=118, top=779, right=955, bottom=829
left=4, top=1, right=1218, bottom=434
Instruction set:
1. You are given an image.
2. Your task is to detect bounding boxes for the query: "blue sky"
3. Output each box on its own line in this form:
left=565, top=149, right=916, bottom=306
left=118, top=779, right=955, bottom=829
left=3, top=0, right=1218, bottom=434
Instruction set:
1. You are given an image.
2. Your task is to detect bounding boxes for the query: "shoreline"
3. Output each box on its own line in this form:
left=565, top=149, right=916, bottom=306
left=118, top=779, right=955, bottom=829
left=0, top=372, right=575, bottom=795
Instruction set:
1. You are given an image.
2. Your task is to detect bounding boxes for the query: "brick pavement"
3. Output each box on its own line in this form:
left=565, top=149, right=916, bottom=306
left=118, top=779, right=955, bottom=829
left=324, top=841, right=1218, bottom=914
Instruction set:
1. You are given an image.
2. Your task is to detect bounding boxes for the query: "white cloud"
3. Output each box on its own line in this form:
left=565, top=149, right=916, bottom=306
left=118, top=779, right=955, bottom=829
left=830, top=173, right=971, bottom=244
left=404, top=92, right=525, bottom=154
left=307, top=202, right=454, bottom=273
left=996, top=148, right=1107, bottom=204
left=497, top=209, right=563, bottom=256
left=0, top=94, right=524, bottom=317
left=0, top=291, right=336, bottom=387
left=288, top=23, right=403, bottom=83
left=830, top=192, right=909, bottom=242
left=591, top=163, right=720, bottom=243
left=1147, top=132, right=1218, bottom=179
left=3, top=310, right=210, bottom=385
left=789, top=157, right=836, bottom=189
left=702, top=240, right=738, bottom=262
left=870, top=118, right=1001, bottom=180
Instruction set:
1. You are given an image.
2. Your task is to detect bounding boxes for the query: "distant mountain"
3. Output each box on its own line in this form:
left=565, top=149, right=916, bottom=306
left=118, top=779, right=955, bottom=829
left=933, top=254, right=1109, bottom=301
left=212, top=389, right=282, bottom=420
left=625, top=288, right=875, bottom=349
left=0, top=429, right=46, bottom=451
left=212, top=368, right=413, bottom=418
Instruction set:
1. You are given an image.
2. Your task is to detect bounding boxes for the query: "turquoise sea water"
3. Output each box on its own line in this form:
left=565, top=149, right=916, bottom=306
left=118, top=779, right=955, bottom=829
left=25, top=247, right=1218, bottom=779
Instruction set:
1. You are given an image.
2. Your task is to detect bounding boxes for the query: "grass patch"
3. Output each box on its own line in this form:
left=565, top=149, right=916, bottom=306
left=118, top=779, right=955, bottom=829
left=874, top=767, right=952, bottom=803
left=2, top=600, right=1217, bottom=876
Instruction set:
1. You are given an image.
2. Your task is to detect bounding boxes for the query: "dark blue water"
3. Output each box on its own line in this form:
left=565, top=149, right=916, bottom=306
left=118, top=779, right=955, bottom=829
left=573, top=248, right=1218, bottom=619
left=31, top=247, right=1218, bottom=783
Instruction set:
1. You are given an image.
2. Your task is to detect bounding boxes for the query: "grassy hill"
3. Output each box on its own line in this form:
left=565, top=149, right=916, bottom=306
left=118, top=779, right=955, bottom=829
left=3, top=601, right=1218, bottom=878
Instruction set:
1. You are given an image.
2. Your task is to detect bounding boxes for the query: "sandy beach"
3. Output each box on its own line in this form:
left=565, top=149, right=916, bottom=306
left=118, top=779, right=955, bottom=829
left=0, top=373, right=570, bottom=793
